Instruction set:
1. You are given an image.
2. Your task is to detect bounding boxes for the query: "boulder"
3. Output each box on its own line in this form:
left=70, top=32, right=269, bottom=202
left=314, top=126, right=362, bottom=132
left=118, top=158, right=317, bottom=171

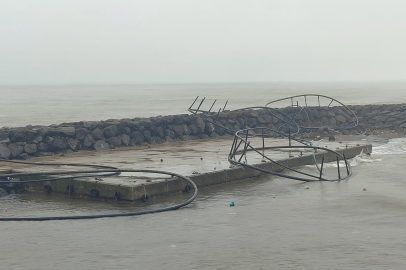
left=170, top=125, right=184, bottom=137
left=150, top=136, right=164, bottom=144
left=94, top=140, right=109, bottom=151
left=121, top=134, right=130, bottom=146
left=205, top=123, right=215, bottom=133
left=37, top=142, right=48, bottom=152
left=91, top=128, right=104, bottom=140
left=130, top=131, right=144, bottom=145
left=83, top=134, right=96, bottom=147
left=75, top=128, right=89, bottom=140
left=8, top=143, right=24, bottom=158
left=24, top=144, right=37, bottom=154
left=194, top=118, right=205, bottom=133
left=0, top=144, right=11, bottom=159
left=46, top=127, right=75, bottom=137
left=109, top=136, right=122, bottom=146
left=50, top=137, right=67, bottom=150
left=103, top=125, right=118, bottom=138
left=9, top=128, right=37, bottom=143
left=67, top=138, right=79, bottom=150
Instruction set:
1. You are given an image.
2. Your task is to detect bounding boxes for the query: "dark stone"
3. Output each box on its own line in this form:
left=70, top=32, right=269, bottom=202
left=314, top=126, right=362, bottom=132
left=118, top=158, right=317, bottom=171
left=19, top=153, right=29, bottom=160
left=67, top=138, right=79, bottom=150
left=130, top=131, right=144, bottom=145
left=194, top=118, right=205, bottom=133
left=94, top=140, right=109, bottom=151
left=91, top=128, right=104, bottom=140
left=328, top=135, right=336, bottom=141
left=172, top=117, right=183, bottom=125
left=0, top=144, right=11, bottom=159
left=182, top=124, right=191, bottom=135
left=46, top=127, right=76, bottom=137
left=103, top=125, right=118, bottom=139
left=121, top=134, right=130, bottom=146
left=0, top=128, right=9, bottom=141
left=170, top=125, right=184, bottom=137
left=32, top=136, right=43, bottom=144
left=109, top=136, right=122, bottom=146
left=143, top=130, right=152, bottom=142
left=151, top=126, right=164, bottom=137
left=9, top=128, right=37, bottom=143
left=8, top=144, right=23, bottom=158
left=205, top=123, right=215, bottom=133
left=75, top=128, right=89, bottom=140
left=164, top=129, right=176, bottom=141
left=50, top=137, right=67, bottom=150
left=83, top=134, right=95, bottom=147
left=37, top=142, right=48, bottom=152
left=150, top=136, right=164, bottom=144
left=24, top=144, right=37, bottom=154
left=189, top=124, right=199, bottom=134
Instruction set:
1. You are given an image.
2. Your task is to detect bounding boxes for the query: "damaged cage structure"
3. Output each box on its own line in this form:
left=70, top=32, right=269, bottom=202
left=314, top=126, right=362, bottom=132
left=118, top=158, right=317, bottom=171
left=189, top=95, right=359, bottom=182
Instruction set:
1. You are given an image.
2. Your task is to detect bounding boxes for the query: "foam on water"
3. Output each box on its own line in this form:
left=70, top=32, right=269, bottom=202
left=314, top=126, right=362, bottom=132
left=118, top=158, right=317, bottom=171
left=373, top=137, right=406, bottom=155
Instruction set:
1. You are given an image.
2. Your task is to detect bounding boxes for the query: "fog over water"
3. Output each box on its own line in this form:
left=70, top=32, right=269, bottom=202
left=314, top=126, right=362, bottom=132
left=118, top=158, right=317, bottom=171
left=1, top=0, right=406, bottom=84
left=2, top=1, right=406, bottom=269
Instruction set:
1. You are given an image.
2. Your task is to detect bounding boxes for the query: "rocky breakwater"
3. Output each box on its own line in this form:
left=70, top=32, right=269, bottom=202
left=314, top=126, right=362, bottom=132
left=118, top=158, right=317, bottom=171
left=0, top=103, right=405, bottom=160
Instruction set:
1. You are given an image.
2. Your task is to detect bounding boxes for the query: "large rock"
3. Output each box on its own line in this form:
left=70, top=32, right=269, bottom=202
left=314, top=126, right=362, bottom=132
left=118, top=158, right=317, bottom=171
left=205, top=123, right=215, bottom=133
left=67, top=138, right=79, bottom=150
left=50, top=137, right=67, bottom=150
left=8, top=143, right=23, bottom=158
left=47, top=127, right=75, bottom=137
left=83, top=134, right=95, bottom=147
left=91, top=128, right=104, bottom=140
left=150, top=136, right=164, bottom=144
left=0, top=144, right=11, bottom=159
left=194, top=118, right=205, bottom=133
left=9, top=128, right=37, bottom=143
left=103, top=125, right=118, bottom=138
left=130, top=131, right=144, bottom=145
left=75, top=128, right=89, bottom=140
left=37, top=142, right=48, bottom=152
left=0, top=128, right=9, bottom=141
left=94, top=140, right=109, bottom=151
left=170, top=125, right=184, bottom=137
left=121, top=134, right=130, bottom=146
left=108, top=136, right=122, bottom=146
left=24, top=144, right=37, bottom=154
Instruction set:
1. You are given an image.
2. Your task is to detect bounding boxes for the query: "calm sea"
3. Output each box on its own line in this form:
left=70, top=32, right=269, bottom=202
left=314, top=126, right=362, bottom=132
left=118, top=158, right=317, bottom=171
left=0, top=81, right=405, bottom=127
left=1, top=82, right=406, bottom=269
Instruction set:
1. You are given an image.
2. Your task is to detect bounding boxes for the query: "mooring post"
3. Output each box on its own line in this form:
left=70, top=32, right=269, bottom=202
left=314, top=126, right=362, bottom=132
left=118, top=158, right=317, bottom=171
left=288, top=128, right=291, bottom=147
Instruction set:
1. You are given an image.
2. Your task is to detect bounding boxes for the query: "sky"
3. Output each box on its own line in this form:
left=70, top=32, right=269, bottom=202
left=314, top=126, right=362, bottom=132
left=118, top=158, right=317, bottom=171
left=0, top=0, right=405, bottom=84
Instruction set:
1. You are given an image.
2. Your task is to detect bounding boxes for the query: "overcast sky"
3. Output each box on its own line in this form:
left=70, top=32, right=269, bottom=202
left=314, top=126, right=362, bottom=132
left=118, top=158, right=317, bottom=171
left=0, top=0, right=405, bottom=84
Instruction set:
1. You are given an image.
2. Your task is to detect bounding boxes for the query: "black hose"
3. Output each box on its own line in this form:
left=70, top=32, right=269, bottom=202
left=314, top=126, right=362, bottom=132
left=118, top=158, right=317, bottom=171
left=0, top=159, right=198, bottom=221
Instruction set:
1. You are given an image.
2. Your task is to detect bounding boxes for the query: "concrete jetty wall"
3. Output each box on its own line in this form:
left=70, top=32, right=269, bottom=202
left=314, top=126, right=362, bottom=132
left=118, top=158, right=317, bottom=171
left=22, top=144, right=371, bottom=201
left=0, top=103, right=401, bottom=160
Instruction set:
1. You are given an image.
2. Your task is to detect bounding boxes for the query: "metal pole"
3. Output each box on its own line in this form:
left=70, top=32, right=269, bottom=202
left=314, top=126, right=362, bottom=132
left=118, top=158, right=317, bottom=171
left=208, top=99, right=217, bottom=112
left=189, top=96, right=199, bottom=110
left=222, top=100, right=228, bottom=112
left=343, top=154, right=350, bottom=175
left=238, top=142, right=250, bottom=163
left=196, top=97, right=206, bottom=112
left=319, top=157, right=324, bottom=181
left=336, top=156, right=341, bottom=179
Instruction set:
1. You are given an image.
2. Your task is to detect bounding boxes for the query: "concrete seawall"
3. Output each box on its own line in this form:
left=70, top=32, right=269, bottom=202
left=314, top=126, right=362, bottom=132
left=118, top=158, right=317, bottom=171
left=19, top=144, right=371, bottom=201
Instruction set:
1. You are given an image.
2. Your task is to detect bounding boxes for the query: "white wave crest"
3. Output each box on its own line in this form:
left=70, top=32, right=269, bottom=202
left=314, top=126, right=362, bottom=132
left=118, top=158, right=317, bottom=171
left=373, top=138, right=406, bottom=155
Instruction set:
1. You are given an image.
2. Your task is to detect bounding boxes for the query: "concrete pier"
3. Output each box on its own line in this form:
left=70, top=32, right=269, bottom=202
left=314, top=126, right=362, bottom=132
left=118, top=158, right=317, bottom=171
left=0, top=137, right=372, bottom=201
